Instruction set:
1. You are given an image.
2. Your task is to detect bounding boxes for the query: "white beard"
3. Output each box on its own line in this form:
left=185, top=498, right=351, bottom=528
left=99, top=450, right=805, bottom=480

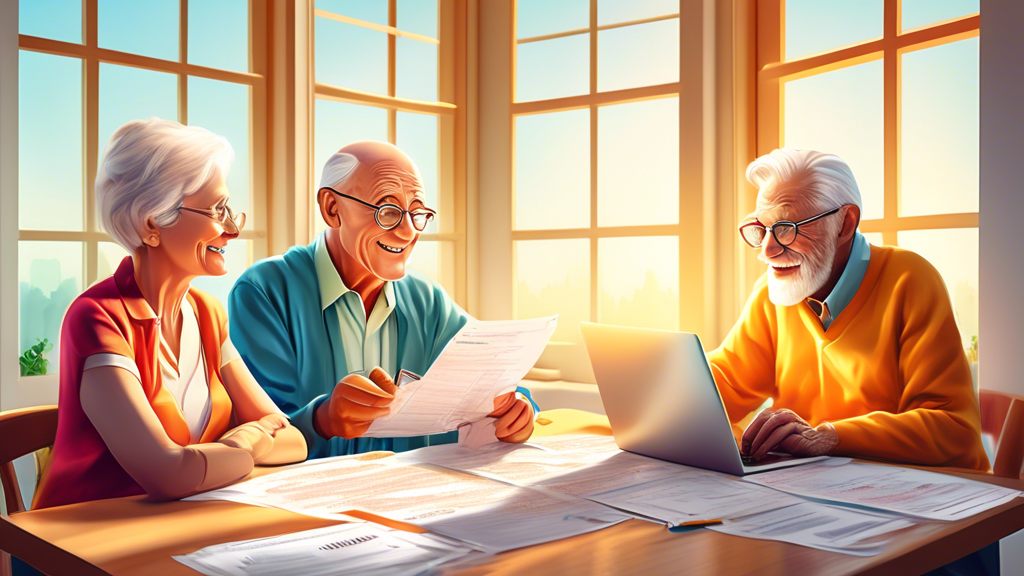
left=764, top=234, right=838, bottom=307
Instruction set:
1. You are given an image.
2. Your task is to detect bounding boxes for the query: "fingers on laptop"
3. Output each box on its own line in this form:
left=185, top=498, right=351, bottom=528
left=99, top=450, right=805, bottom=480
left=744, top=408, right=806, bottom=460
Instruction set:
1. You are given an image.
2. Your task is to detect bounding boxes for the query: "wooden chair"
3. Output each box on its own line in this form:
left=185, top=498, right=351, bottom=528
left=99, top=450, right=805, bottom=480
left=0, top=406, right=58, bottom=576
left=979, top=389, right=1024, bottom=479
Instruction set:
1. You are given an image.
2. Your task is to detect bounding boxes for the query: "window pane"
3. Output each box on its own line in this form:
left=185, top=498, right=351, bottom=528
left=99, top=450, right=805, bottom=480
left=313, top=100, right=388, bottom=237
left=516, top=239, right=589, bottom=344
left=597, top=19, right=679, bottom=92
left=517, top=0, right=588, bottom=39
left=315, top=18, right=388, bottom=93
left=20, top=51, right=83, bottom=232
left=192, top=239, right=252, bottom=309
left=189, top=77, right=251, bottom=219
left=785, top=0, right=883, bottom=60
left=902, top=0, right=979, bottom=31
left=396, top=112, right=440, bottom=233
left=408, top=240, right=455, bottom=296
left=862, top=232, right=884, bottom=246
left=98, top=0, right=178, bottom=61
left=99, top=63, right=178, bottom=151
left=598, top=98, right=678, bottom=227
left=396, top=37, right=438, bottom=102
left=784, top=60, right=884, bottom=220
left=598, top=237, right=678, bottom=331
left=897, top=229, right=977, bottom=350
left=20, top=0, right=81, bottom=43
left=398, top=0, right=438, bottom=39
left=598, top=0, right=678, bottom=26
left=515, top=110, right=590, bottom=230
left=901, top=39, right=978, bottom=217
left=317, top=0, right=388, bottom=26
left=98, top=241, right=129, bottom=280
left=189, top=0, right=248, bottom=73
left=516, top=35, right=589, bottom=102
left=19, top=241, right=84, bottom=375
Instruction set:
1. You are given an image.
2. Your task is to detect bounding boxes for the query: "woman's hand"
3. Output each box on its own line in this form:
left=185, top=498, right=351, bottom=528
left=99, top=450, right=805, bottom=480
left=217, top=422, right=274, bottom=461
left=257, top=413, right=289, bottom=436
left=489, top=392, right=534, bottom=444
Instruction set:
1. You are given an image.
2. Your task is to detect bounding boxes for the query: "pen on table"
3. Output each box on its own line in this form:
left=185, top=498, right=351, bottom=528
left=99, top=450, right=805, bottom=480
left=674, top=519, right=723, bottom=528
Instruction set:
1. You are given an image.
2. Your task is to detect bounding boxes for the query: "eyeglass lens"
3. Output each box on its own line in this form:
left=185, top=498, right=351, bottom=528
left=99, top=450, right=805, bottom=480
left=742, top=223, right=798, bottom=247
left=375, top=205, right=433, bottom=231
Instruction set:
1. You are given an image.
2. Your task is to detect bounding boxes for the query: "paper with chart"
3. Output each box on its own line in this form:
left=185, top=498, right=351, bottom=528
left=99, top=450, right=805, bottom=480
left=173, top=523, right=474, bottom=576
left=742, top=461, right=1023, bottom=521
left=187, top=452, right=628, bottom=553
left=707, top=502, right=917, bottom=556
left=364, top=316, right=558, bottom=438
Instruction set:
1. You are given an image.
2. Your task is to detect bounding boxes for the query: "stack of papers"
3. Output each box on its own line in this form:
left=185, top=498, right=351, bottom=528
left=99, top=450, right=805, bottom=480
left=174, top=523, right=473, bottom=576
left=742, top=461, right=1023, bottom=521
left=187, top=454, right=628, bottom=554
left=365, top=317, right=557, bottom=438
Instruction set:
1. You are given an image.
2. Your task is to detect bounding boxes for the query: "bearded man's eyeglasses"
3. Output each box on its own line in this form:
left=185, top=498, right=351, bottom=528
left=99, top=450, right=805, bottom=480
left=323, top=186, right=436, bottom=232
left=738, top=207, right=841, bottom=248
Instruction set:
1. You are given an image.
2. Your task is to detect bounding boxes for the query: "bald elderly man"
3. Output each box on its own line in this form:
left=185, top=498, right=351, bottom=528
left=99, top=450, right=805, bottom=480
left=710, top=148, right=987, bottom=470
left=229, top=142, right=536, bottom=459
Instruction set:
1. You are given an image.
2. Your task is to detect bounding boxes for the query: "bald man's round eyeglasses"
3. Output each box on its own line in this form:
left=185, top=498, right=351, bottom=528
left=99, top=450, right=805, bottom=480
left=323, top=186, right=436, bottom=231
left=739, top=207, right=840, bottom=248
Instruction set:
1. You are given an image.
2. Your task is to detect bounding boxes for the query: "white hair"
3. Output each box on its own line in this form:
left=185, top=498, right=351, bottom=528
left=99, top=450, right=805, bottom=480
left=96, top=117, right=234, bottom=251
left=747, top=148, right=862, bottom=218
left=319, top=151, right=360, bottom=190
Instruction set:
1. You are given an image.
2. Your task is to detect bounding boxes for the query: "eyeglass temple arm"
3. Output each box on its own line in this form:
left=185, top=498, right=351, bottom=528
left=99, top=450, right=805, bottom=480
left=794, top=207, right=841, bottom=226
left=322, top=186, right=381, bottom=210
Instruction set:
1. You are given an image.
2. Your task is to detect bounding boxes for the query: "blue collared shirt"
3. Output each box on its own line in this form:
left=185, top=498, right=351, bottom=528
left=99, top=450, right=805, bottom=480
left=806, top=232, right=871, bottom=330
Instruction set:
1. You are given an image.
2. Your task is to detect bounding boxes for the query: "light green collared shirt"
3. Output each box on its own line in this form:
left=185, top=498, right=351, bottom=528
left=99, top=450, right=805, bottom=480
left=806, top=231, right=871, bottom=330
left=313, top=233, right=399, bottom=377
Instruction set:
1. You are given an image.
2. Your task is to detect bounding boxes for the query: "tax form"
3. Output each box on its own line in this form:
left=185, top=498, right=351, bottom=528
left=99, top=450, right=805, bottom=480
left=365, top=316, right=558, bottom=438
left=174, top=523, right=473, bottom=576
left=742, top=461, right=1023, bottom=521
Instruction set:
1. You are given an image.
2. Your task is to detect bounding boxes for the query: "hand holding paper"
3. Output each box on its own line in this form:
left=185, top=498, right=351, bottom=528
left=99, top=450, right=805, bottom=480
left=315, top=367, right=397, bottom=439
left=489, top=392, right=534, bottom=444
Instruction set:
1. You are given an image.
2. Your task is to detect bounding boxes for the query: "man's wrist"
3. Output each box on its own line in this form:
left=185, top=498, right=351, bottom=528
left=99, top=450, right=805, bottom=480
left=817, top=422, right=840, bottom=454
left=313, top=398, right=334, bottom=439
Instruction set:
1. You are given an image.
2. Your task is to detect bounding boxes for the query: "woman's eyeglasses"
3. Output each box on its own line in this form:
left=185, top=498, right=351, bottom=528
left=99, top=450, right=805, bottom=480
left=738, top=207, right=840, bottom=248
left=179, top=204, right=246, bottom=233
left=323, top=186, right=436, bottom=232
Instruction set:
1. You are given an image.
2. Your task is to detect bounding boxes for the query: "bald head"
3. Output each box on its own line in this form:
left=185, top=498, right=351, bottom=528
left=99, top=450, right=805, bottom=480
left=319, top=141, right=421, bottom=195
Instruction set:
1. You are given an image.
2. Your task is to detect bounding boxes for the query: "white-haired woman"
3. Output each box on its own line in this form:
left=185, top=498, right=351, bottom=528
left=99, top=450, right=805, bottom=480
left=34, top=118, right=306, bottom=509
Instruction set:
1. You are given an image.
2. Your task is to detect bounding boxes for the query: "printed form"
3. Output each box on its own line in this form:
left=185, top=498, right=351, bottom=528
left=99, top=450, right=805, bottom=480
left=743, top=461, right=1023, bottom=521
left=365, top=316, right=558, bottom=438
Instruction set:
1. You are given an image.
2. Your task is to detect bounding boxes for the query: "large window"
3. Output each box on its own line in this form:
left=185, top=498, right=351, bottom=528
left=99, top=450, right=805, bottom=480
left=311, top=0, right=465, bottom=301
left=757, top=0, right=980, bottom=354
left=511, top=0, right=685, bottom=379
left=17, top=0, right=266, bottom=380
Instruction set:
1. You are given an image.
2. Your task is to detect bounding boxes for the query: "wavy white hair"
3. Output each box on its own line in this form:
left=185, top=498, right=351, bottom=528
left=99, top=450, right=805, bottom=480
left=747, top=148, right=863, bottom=219
left=96, top=117, right=234, bottom=251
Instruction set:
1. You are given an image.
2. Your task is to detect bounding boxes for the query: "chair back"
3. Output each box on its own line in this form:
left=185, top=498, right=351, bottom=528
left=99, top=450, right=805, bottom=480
left=979, top=390, right=1024, bottom=479
left=0, top=406, right=58, bottom=515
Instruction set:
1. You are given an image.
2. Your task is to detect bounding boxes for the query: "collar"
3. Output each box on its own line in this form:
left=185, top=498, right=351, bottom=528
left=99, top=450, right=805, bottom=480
left=806, top=231, right=871, bottom=328
left=114, top=256, right=159, bottom=322
left=313, top=232, right=396, bottom=311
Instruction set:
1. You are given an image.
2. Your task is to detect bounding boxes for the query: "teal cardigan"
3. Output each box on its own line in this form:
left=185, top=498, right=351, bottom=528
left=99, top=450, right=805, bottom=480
left=228, top=241, right=536, bottom=459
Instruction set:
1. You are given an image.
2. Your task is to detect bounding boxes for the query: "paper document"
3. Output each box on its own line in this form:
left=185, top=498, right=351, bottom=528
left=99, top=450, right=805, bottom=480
left=173, top=523, right=473, bottom=576
left=585, top=470, right=806, bottom=525
left=707, top=502, right=916, bottom=556
left=189, top=453, right=629, bottom=553
left=743, top=461, right=1023, bottom=521
left=365, top=316, right=557, bottom=437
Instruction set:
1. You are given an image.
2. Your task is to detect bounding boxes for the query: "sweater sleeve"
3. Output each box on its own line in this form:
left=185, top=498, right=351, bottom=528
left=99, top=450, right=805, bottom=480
left=706, top=275, right=778, bottom=433
left=830, top=256, right=988, bottom=470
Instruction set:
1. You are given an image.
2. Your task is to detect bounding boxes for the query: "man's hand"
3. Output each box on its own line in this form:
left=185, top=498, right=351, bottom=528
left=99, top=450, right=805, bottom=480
left=314, top=367, right=397, bottom=439
left=741, top=408, right=839, bottom=461
left=488, top=392, right=534, bottom=444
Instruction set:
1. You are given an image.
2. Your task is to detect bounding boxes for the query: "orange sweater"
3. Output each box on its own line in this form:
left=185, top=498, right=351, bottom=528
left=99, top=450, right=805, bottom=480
left=708, top=245, right=988, bottom=470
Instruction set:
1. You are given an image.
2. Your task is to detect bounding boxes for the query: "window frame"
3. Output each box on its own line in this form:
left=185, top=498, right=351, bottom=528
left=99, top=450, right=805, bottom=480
left=307, top=0, right=469, bottom=305
left=755, top=0, right=979, bottom=250
left=6, top=0, right=269, bottom=408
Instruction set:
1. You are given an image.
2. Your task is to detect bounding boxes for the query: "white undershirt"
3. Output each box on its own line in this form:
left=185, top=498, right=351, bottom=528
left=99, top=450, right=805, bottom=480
left=83, top=296, right=241, bottom=444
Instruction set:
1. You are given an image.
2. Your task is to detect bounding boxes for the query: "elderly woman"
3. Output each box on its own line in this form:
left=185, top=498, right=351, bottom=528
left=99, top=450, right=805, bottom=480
left=33, top=118, right=306, bottom=509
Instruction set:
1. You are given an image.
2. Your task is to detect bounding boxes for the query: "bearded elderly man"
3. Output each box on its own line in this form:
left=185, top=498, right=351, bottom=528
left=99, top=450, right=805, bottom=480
left=709, top=148, right=987, bottom=470
left=229, top=142, right=536, bottom=458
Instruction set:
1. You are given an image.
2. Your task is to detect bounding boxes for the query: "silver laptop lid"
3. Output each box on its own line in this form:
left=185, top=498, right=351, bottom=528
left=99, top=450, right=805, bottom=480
left=580, top=322, right=747, bottom=475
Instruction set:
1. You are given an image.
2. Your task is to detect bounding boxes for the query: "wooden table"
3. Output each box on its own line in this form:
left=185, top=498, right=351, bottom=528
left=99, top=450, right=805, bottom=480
left=3, top=409, right=1023, bottom=576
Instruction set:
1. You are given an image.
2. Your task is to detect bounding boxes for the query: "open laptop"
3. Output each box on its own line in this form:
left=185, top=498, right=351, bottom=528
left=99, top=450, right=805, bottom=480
left=580, top=322, right=826, bottom=476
